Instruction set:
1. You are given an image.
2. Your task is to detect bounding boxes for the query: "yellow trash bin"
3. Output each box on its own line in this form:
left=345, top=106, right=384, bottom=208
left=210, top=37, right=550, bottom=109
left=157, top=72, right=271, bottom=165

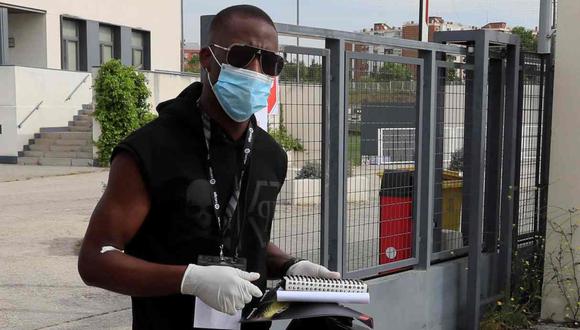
left=441, top=170, right=463, bottom=231
left=376, top=168, right=463, bottom=230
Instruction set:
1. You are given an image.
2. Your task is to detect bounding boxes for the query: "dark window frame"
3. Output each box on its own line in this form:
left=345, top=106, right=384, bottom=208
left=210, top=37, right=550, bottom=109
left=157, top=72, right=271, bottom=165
left=61, top=18, right=81, bottom=71
left=98, top=24, right=116, bottom=65
left=131, top=28, right=150, bottom=70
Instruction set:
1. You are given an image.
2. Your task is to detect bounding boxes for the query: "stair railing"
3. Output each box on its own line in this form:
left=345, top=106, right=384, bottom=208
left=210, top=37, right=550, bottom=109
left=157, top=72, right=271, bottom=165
left=17, top=101, right=44, bottom=129
left=64, top=74, right=90, bottom=102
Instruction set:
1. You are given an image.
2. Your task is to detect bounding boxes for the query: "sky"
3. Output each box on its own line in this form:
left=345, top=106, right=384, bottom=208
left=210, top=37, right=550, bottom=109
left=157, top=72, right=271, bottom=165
left=183, top=0, right=541, bottom=43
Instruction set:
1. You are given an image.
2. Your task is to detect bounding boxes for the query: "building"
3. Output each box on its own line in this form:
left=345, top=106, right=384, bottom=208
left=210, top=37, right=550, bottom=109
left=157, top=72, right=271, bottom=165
left=0, top=1, right=190, bottom=166
left=402, top=17, right=478, bottom=57
left=482, top=22, right=511, bottom=33
left=541, top=0, right=580, bottom=321
left=0, top=0, right=182, bottom=71
left=183, top=41, right=200, bottom=72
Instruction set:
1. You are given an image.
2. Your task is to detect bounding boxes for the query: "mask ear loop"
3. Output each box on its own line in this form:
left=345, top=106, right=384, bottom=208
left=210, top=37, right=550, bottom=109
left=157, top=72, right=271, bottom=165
left=204, top=46, right=223, bottom=86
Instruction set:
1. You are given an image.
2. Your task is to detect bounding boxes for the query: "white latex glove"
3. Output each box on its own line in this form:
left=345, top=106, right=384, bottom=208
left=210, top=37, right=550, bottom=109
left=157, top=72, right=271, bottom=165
left=286, top=260, right=342, bottom=279
left=180, top=264, right=263, bottom=315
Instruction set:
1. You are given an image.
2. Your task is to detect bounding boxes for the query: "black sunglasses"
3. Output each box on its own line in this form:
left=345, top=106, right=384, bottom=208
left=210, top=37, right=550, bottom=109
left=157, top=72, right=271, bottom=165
left=211, top=43, right=285, bottom=77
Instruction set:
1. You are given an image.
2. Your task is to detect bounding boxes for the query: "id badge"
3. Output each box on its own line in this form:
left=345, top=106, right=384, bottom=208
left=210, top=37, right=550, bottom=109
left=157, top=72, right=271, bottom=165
left=193, top=255, right=249, bottom=329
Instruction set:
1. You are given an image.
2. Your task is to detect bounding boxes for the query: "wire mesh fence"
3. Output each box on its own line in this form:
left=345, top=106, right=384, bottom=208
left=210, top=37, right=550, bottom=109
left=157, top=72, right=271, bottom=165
left=432, top=58, right=472, bottom=258
left=515, top=53, right=546, bottom=245
left=345, top=54, right=419, bottom=273
left=269, top=49, right=325, bottom=265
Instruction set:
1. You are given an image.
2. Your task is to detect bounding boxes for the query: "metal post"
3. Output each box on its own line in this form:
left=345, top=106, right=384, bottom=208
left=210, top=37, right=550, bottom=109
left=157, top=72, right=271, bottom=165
left=465, top=31, right=490, bottom=330
left=498, top=43, right=520, bottom=296
left=416, top=50, right=436, bottom=269
left=324, top=38, right=346, bottom=274
left=0, top=7, right=8, bottom=65
left=433, top=61, right=445, bottom=254
left=180, top=0, right=184, bottom=71
left=419, top=0, right=429, bottom=42
left=538, top=0, right=553, bottom=54
left=200, top=15, right=213, bottom=48
left=296, top=0, right=300, bottom=83
left=483, top=58, right=504, bottom=256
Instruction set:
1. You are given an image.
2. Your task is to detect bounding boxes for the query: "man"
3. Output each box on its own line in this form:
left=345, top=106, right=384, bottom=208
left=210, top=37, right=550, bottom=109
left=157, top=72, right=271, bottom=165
left=78, top=5, right=339, bottom=330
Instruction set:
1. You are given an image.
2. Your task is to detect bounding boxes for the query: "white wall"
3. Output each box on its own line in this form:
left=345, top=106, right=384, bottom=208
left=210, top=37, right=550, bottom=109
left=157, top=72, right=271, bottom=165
left=7, top=12, right=47, bottom=67
left=141, top=71, right=199, bottom=109
left=0, top=67, right=92, bottom=157
left=1, top=0, right=181, bottom=71
left=0, top=66, right=17, bottom=158
left=541, top=0, right=580, bottom=321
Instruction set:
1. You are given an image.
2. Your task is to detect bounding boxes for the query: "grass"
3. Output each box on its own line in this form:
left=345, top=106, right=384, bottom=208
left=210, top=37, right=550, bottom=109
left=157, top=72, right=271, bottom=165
left=348, top=134, right=361, bottom=167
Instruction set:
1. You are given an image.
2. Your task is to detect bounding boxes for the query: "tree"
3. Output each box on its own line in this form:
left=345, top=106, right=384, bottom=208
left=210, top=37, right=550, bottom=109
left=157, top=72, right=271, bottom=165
left=511, top=26, right=538, bottom=52
left=184, top=54, right=200, bottom=74
left=375, top=62, right=412, bottom=81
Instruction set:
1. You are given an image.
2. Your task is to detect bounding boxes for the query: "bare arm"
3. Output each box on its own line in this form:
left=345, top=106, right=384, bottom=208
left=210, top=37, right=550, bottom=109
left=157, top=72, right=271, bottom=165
left=78, top=152, right=186, bottom=297
left=266, top=242, right=294, bottom=279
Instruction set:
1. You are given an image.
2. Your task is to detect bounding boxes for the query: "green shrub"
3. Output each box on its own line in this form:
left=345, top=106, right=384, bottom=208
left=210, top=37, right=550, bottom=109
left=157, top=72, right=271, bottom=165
left=94, top=59, right=153, bottom=166
left=448, top=147, right=464, bottom=172
left=296, top=161, right=321, bottom=179
left=269, top=125, right=304, bottom=151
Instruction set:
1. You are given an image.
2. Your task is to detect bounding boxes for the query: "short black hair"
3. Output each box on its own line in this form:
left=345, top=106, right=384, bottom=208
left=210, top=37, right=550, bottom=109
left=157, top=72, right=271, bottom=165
left=209, top=5, right=276, bottom=41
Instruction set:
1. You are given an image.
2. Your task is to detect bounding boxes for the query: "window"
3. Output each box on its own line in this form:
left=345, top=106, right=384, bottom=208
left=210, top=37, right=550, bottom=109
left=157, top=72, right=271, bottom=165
left=62, top=19, right=80, bottom=71
left=377, top=128, right=415, bottom=164
left=99, top=25, right=115, bottom=64
left=131, top=30, right=144, bottom=69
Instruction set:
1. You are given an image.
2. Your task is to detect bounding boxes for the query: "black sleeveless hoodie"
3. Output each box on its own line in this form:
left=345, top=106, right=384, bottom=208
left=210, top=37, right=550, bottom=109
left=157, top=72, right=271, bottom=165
left=111, top=82, right=287, bottom=329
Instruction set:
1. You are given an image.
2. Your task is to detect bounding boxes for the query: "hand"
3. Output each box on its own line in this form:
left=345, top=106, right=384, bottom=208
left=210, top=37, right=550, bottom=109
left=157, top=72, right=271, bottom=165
left=180, top=264, right=263, bottom=315
left=286, top=260, right=341, bottom=279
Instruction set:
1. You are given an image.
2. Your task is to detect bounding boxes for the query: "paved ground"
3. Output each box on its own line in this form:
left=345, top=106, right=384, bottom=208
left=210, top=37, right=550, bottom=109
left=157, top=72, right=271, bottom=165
left=0, top=165, right=385, bottom=329
left=0, top=167, right=131, bottom=330
left=0, top=165, right=105, bottom=183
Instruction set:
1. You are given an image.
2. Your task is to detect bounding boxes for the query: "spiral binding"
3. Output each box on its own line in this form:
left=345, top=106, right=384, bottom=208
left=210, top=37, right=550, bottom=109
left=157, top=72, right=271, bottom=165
left=282, top=275, right=367, bottom=293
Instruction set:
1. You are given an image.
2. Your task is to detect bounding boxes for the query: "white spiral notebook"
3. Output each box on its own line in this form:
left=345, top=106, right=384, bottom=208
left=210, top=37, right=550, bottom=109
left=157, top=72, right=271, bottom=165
left=273, top=276, right=370, bottom=304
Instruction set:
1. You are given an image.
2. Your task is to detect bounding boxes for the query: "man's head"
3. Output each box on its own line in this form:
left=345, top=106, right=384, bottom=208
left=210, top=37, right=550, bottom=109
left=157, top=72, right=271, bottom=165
left=200, top=5, right=279, bottom=86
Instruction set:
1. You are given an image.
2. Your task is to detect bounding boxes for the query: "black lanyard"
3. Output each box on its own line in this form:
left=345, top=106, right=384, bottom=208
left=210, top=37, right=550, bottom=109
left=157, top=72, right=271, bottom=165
left=200, top=111, right=254, bottom=260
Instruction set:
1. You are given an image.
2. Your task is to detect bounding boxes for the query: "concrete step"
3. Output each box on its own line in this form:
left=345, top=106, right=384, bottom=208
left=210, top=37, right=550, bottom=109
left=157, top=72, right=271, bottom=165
left=39, top=127, right=70, bottom=133
left=74, top=115, right=91, bottom=121
left=68, top=125, right=92, bottom=132
left=28, top=144, right=93, bottom=152
left=44, top=151, right=77, bottom=158
left=49, top=145, right=92, bottom=153
left=17, top=157, right=40, bottom=165
left=28, top=144, right=51, bottom=151
left=20, top=150, right=44, bottom=157
left=78, top=109, right=93, bottom=116
left=31, top=138, right=55, bottom=146
left=39, top=157, right=73, bottom=166
left=53, top=139, right=92, bottom=146
left=40, top=151, right=93, bottom=159
left=69, top=120, right=92, bottom=127
left=82, top=104, right=94, bottom=111
left=39, top=131, right=92, bottom=140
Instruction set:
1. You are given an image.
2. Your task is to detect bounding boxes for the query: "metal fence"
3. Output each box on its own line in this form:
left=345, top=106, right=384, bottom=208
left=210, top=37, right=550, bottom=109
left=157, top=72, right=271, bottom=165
left=432, top=57, right=472, bottom=260
left=345, top=53, right=421, bottom=274
left=269, top=46, right=329, bottom=265
left=200, top=16, right=552, bottom=328
left=511, top=52, right=553, bottom=315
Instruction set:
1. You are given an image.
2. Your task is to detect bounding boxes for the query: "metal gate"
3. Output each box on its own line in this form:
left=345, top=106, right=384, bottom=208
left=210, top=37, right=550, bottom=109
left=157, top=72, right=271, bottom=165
left=511, top=51, right=554, bottom=315
left=269, top=45, right=330, bottom=266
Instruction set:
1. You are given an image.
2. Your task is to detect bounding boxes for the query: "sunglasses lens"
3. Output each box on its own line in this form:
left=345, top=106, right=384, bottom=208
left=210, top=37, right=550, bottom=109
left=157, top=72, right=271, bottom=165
left=225, top=44, right=285, bottom=76
left=261, top=52, right=285, bottom=76
left=227, top=45, right=256, bottom=69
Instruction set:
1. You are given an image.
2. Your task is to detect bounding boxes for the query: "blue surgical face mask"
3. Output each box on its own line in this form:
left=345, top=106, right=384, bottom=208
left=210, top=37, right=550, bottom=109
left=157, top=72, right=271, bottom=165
left=206, top=48, right=274, bottom=123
